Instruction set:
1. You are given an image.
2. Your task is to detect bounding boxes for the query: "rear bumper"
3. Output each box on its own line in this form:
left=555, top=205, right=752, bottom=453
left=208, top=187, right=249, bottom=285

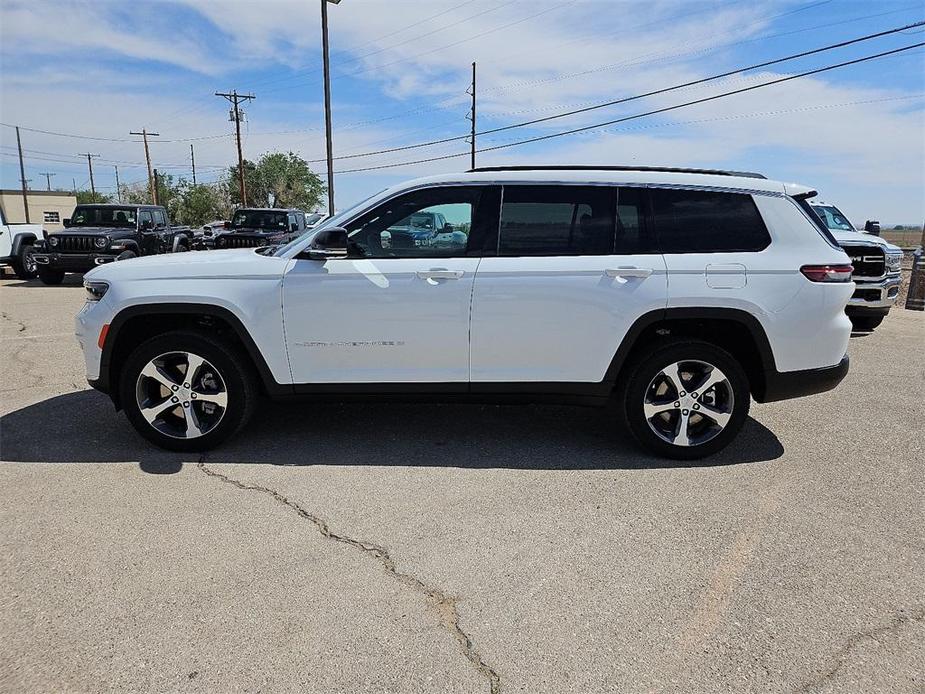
left=758, top=355, right=849, bottom=403
left=34, top=252, right=117, bottom=272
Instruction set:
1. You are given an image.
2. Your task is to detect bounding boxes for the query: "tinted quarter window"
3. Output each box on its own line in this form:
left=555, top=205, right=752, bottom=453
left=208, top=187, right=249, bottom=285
left=153, top=209, right=167, bottom=228
left=652, top=188, right=770, bottom=253
left=499, top=186, right=614, bottom=256
left=138, top=210, right=154, bottom=228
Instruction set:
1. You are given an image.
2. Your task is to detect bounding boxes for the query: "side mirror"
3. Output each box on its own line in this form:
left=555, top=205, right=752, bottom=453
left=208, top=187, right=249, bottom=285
left=864, top=220, right=881, bottom=235
left=63, top=218, right=71, bottom=228
left=302, top=227, right=347, bottom=260
left=290, top=222, right=299, bottom=232
left=224, top=221, right=232, bottom=229
left=443, top=223, right=454, bottom=233
left=140, top=220, right=153, bottom=231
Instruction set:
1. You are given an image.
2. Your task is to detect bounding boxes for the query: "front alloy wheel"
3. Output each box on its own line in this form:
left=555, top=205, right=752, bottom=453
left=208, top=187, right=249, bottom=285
left=121, top=331, right=257, bottom=451
left=135, top=351, right=228, bottom=439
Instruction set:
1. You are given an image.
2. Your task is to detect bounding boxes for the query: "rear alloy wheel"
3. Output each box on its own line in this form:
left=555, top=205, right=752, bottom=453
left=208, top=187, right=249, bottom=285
left=621, top=340, right=750, bottom=460
left=121, top=331, right=257, bottom=451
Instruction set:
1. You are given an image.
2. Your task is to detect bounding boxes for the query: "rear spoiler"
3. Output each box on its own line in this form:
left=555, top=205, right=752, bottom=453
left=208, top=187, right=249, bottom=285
left=791, top=189, right=818, bottom=201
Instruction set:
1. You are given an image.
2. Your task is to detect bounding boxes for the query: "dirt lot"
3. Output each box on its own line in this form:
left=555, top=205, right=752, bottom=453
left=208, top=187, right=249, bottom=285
left=1, top=274, right=923, bottom=694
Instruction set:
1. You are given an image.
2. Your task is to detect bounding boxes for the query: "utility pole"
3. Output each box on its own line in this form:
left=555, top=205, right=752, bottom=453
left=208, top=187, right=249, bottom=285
left=79, top=153, right=100, bottom=195
left=40, top=172, right=56, bottom=191
left=321, top=0, right=341, bottom=216
left=129, top=128, right=160, bottom=204
left=114, top=166, right=121, bottom=202
left=15, top=126, right=30, bottom=223
left=153, top=169, right=160, bottom=206
left=468, top=61, right=477, bottom=170
left=190, top=144, right=197, bottom=185
left=215, top=90, right=255, bottom=206
left=72, top=178, right=77, bottom=195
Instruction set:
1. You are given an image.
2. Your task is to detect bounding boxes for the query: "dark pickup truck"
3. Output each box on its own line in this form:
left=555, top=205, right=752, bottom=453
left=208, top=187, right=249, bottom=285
left=212, top=208, right=308, bottom=249
left=33, top=204, right=192, bottom=284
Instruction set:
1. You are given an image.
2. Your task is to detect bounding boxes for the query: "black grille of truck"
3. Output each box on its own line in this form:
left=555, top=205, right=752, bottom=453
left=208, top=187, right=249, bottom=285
left=54, top=235, right=99, bottom=252
left=841, top=244, right=884, bottom=278
left=220, top=235, right=264, bottom=248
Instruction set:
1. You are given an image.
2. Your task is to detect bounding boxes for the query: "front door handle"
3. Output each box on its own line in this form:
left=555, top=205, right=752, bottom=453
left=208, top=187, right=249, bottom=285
left=416, top=270, right=464, bottom=280
left=605, top=267, right=653, bottom=279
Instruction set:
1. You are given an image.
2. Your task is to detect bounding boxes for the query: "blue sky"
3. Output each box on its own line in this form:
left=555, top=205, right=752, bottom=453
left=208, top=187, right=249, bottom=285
left=1, top=0, right=923, bottom=223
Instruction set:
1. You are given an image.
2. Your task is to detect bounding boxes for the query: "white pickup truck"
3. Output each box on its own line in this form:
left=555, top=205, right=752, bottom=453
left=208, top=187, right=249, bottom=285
left=0, top=206, right=43, bottom=279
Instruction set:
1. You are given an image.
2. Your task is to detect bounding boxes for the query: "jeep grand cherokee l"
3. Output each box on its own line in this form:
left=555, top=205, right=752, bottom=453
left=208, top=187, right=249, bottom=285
left=75, top=166, right=854, bottom=460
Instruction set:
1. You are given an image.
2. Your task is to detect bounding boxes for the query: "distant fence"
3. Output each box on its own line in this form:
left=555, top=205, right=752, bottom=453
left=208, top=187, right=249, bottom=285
left=881, top=228, right=923, bottom=248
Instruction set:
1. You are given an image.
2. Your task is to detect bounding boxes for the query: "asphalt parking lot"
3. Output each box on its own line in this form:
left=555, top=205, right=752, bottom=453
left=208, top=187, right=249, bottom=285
left=1, top=274, right=923, bottom=694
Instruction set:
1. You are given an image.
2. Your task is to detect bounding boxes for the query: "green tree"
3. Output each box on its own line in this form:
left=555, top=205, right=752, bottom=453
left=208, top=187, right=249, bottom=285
left=175, top=182, right=223, bottom=226
left=76, top=190, right=111, bottom=204
left=226, top=152, right=325, bottom=211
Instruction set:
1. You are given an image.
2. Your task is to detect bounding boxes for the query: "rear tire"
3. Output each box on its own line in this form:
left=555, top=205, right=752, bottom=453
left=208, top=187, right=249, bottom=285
left=12, top=244, right=37, bottom=280
left=618, top=339, right=750, bottom=460
left=38, top=267, right=65, bottom=285
left=849, top=315, right=884, bottom=331
left=120, top=331, right=258, bottom=452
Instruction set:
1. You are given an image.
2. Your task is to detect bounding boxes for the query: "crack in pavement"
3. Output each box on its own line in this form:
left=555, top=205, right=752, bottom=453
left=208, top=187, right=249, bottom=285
left=796, top=607, right=925, bottom=692
left=196, top=457, right=501, bottom=694
left=0, top=311, right=27, bottom=333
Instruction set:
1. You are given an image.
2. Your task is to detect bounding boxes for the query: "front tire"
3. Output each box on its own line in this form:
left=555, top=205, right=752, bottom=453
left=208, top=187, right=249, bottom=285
left=120, top=331, right=258, bottom=452
left=12, top=244, right=37, bottom=279
left=618, top=339, right=750, bottom=460
left=849, top=315, right=884, bottom=331
left=38, top=267, right=65, bottom=285
left=116, top=250, right=137, bottom=261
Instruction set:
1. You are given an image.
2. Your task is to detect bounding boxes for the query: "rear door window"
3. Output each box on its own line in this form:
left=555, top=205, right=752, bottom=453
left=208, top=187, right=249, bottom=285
left=651, top=188, right=771, bottom=253
left=498, top=186, right=614, bottom=256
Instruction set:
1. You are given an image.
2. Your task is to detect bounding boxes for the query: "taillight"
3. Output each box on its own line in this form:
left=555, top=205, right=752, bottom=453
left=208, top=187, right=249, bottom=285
left=800, top=264, right=854, bottom=283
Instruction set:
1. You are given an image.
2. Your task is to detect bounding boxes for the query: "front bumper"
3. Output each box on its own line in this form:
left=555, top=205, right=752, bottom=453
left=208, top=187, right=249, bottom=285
left=846, top=273, right=901, bottom=313
left=34, top=252, right=117, bottom=273
left=758, top=355, right=849, bottom=403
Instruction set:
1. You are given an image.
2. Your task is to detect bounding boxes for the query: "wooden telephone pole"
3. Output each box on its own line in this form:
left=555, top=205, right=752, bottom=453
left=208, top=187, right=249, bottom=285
left=15, top=126, right=30, bottom=222
left=114, top=166, right=122, bottom=202
left=129, top=128, right=160, bottom=204
left=467, top=62, right=477, bottom=170
left=39, top=172, right=56, bottom=191
left=190, top=144, right=197, bottom=185
left=79, top=153, right=100, bottom=195
left=215, top=90, right=255, bottom=206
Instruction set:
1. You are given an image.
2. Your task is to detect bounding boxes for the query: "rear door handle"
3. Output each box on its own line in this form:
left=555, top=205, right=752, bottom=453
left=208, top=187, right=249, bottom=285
left=416, top=270, right=464, bottom=280
left=605, top=267, right=653, bottom=279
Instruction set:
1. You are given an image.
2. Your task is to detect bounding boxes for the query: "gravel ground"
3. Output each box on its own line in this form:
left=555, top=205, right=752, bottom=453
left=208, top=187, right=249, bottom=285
left=1, top=273, right=923, bottom=694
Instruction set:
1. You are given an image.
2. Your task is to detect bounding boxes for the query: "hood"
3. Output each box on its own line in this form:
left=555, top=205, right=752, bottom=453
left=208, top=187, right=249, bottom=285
left=84, top=247, right=288, bottom=282
left=830, top=230, right=902, bottom=253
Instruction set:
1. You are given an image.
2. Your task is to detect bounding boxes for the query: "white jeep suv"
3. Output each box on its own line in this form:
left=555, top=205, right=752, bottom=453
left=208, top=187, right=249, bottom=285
left=75, top=166, right=854, bottom=460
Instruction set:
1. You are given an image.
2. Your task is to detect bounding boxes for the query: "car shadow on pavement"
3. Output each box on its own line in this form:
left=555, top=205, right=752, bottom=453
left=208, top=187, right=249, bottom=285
left=1, top=390, right=784, bottom=472
left=0, top=274, right=85, bottom=288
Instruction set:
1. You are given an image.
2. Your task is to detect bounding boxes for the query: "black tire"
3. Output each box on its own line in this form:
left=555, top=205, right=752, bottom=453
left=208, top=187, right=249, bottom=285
left=116, top=250, right=137, bottom=261
left=38, top=267, right=66, bottom=285
left=12, top=243, right=37, bottom=280
left=618, top=339, right=750, bottom=460
left=850, top=315, right=884, bottom=331
left=120, top=330, right=258, bottom=452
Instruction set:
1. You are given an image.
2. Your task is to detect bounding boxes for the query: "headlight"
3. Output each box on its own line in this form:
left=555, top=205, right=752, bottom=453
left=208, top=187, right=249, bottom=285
left=886, top=253, right=903, bottom=272
left=49, top=236, right=59, bottom=246
left=94, top=237, right=108, bottom=249
left=84, top=280, right=109, bottom=301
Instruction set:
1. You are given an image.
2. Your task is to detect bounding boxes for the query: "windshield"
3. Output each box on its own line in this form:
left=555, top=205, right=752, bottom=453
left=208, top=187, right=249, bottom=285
left=232, top=210, right=289, bottom=230
left=273, top=189, right=386, bottom=257
left=811, top=205, right=855, bottom=232
left=69, top=206, right=137, bottom=227
left=393, top=212, right=436, bottom=230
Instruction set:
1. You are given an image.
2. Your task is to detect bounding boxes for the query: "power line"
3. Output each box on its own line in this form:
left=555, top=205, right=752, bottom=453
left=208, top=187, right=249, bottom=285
left=297, top=19, right=925, bottom=164
left=331, top=42, right=925, bottom=174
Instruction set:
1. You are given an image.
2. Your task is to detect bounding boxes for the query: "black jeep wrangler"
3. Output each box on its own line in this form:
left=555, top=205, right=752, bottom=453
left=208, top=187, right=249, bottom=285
left=212, top=208, right=308, bottom=249
left=33, top=204, right=192, bottom=285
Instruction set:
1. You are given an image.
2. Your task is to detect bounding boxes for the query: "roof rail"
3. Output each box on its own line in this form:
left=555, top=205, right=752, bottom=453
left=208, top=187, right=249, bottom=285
left=467, top=165, right=767, bottom=180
